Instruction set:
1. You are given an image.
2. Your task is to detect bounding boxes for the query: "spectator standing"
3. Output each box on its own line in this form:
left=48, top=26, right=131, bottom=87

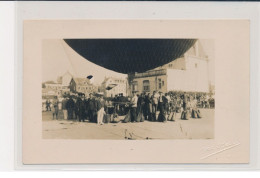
left=152, top=91, right=158, bottom=114
left=62, top=96, right=68, bottom=120
left=66, top=96, right=75, bottom=120
left=52, top=96, right=59, bottom=120
left=46, top=99, right=51, bottom=111
left=76, top=94, right=86, bottom=122
left=96, top=94, right=105, bottom=125
left=88, top=93, right=97, bottom=123
left=130, top=92, right=138, bottom=122
left=144, top=93, right=152, bottom=121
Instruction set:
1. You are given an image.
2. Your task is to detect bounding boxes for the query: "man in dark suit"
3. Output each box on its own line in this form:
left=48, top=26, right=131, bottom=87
left=158, top=92, right=168, bottom=122
left=66, top=95, right=75, bottom=120
left=76, top=94, right=86, bottom=122
left=182, top=92, right=188, bottom=111
left=87, top=93, right=97, bottom=123
left=158, top=92, right=168, bottom=114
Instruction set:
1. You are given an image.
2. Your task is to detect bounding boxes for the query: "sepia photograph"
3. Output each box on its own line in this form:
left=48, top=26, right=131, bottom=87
left=42, top=39, right=215, bottom=140
left=22, top=20, right=249, bottom=164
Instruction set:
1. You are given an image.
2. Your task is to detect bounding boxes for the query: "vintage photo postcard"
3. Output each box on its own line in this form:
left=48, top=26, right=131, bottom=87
left=41, top=39, right=214, bottom=140
left=23, top=20, right=249, bottom=164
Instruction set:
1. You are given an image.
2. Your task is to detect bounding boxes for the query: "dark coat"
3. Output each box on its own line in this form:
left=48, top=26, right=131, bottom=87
left=158, top=95, right=167, bottom=113
left=88, top=98, right=97, bottom=112
left=75, top=98, right=85, bottom=116
left=144, top=96, right=152, bottom=113
left=66, top=98, right=75, bottom=110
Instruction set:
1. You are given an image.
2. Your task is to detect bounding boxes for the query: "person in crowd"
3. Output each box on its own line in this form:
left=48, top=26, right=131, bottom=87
left=66, top=95, right=75, bottom=120
left=182, top=92, right=188, bottom=111
left=158, top=92, right=168, bottom=113
left=201, top=94, right=208, bottom=108
left=150, top=91, right=159, bottom=121
left=115, top=94, right=120, bottom=114
left=170, top=95, right=177, bottom=120
left=88, top=93, right=97, bottom=123
left=137, top=93, right=145, bottom=115
left=181, top=93, right=191, bottom=120
left=152, top=91, right=158, bottom=114
left=74, top=94, right=81, bottom=121
left=157, top=92, right=167, bottom=122
left=52, top=96, right=59, bottom=120
left=209, top=96, right=215, bottom=108
left=136, top=93, right=146, bottom=122
left=76, top=94, right=86, bottom=122
left=169, top=94, right=175, bottom=112
left=165, top=93, right=171, bottom=114
left=96, top=94, right=105, bottom=125
left=46, top=99, right=51, bottom=111
left=205, top=94, right=209, bottom=108
left=61, top=96, right=68, bottom=120
left=119, top=93, right=128, bottom=115
left=187, top=96, right=192, bottom=113
left=190, top=95, right=200, bottom=118
left=130, top=91, right=138, bottom=122
left=83, top=94, right=89, bottom=121
left=177, top=96, right=183, bottom=113
left=144, top=93, right=152, bottom=121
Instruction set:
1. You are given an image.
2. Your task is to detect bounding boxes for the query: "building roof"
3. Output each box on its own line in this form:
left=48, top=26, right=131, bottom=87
left=102, top=77, right=126, bottom=85
left=42, top=88, right=57, bottom=93
left=73, top=77, right=91, bottom=86
left=44, top=81, right=56, bottom=84
left=57, top=76, right=62, bottom=84
left=57, top=71, right=74, bottom=84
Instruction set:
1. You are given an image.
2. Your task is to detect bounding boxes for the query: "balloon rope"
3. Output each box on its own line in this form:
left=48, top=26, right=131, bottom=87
left=60, top=40, right=78, bottom=78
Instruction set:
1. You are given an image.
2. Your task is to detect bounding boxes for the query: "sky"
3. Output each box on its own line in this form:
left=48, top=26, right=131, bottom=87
left=42, top=39, right=215, bottom=85
left=200, top=39, right=215, bottom=85
left=42, top=39, right=127, bottom=84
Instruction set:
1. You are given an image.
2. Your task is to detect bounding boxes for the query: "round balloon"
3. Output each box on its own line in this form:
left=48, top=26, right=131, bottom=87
left=65, top=39, right=197, bottom=74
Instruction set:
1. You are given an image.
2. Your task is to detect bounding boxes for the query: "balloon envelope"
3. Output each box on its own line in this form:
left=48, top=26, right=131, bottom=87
left=65, top=39, right=197, bottom=74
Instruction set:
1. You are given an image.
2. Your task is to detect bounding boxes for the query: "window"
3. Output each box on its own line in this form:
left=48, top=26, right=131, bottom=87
left=195, top=63, right=198, bottom=68
left=132, top=81, right=138, bottom=91
left=143, top=80, right=150, bottom=91
left=162, top=81, right=164, bottom=86
left=158, top=79, right=162, bottom=89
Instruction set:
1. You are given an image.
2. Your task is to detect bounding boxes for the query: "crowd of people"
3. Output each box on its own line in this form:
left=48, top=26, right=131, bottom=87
left=42, top=91, right=214, bottom=124
left=124, top=91, right=205, bottom=123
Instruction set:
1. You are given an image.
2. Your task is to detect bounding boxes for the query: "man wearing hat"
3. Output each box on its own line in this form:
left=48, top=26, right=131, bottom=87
left=158, top=91, right=168, bottom=114
left=76, top=93, right=86, bottom=122
left=66, top=95, right=75, bottom=120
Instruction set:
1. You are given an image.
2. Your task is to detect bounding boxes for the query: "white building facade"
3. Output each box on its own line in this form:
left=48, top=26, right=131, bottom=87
left=131, top=40, right=210, bottom=94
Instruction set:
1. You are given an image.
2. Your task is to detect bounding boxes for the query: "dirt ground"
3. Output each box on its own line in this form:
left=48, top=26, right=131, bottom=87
left=42, top=109, right=214, bottom=140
